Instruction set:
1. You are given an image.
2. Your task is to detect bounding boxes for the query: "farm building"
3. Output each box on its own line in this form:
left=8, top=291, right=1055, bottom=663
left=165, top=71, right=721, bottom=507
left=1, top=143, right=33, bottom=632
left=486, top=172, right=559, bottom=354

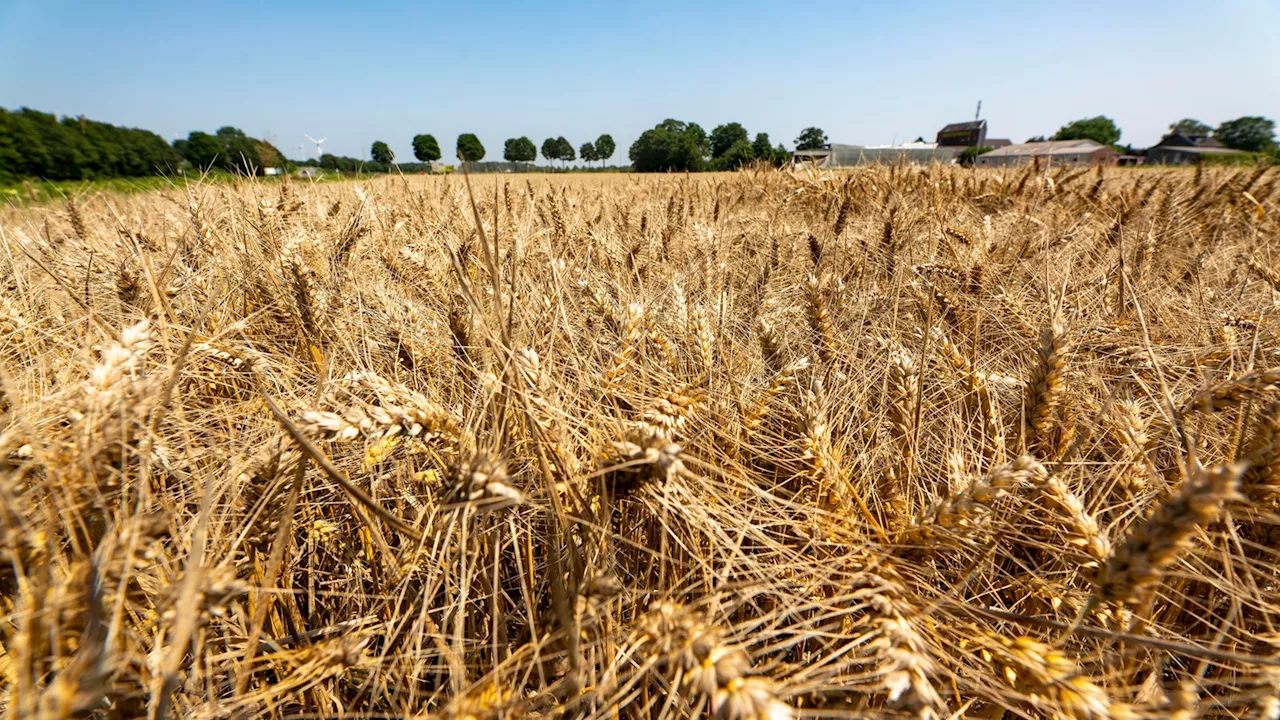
left=793, top=143, right=966, bottom=167
left=975, top=139, right=1118, bottom=167
left=937, top=120, right=988, bottom=147
left=1145, top=132, right=1250, bottom=165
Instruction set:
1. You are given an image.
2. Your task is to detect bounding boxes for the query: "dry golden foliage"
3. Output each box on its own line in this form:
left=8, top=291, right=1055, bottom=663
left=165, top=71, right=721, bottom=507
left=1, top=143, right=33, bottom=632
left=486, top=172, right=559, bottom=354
left=3, top=165, right=1280, bottom=719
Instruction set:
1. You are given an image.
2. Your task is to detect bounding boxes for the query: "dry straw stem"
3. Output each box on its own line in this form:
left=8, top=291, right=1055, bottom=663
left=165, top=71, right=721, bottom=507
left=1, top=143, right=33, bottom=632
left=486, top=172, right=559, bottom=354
left=1181, top=367, right=1280, bottom=415
left=1244, top=256, right=1280, bottom=294
left=1095, top=461, right=1244, bottom=605
left=638, top=601, right=793, bottom=720
left=1109, top=400, right=1153, bottom=493
left=1243, top=401, right=1280, bottom=502
left=981, top=634, right=1118, bottom=719
left=1039, top=474, right=1112, bottom=564
left=907, top=455, right=1047, bottom=545
left=928, top=324, right=1006, bottom=460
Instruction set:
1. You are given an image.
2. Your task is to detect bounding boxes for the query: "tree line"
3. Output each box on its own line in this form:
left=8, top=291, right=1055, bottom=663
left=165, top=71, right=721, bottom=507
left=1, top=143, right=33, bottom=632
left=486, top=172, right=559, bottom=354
left=7, top=105, right=1274, bottom=184
left=366, top=132, right=619, bottom=169
left=1030, top=115, right=1277, bottom=156
left=0, top=107, right=181, bottom=183
left=174, top=127, right=285, bottom=175
left=626, top=119, right=807, bottom=172
left=333, top=116, right=1280, bottom=174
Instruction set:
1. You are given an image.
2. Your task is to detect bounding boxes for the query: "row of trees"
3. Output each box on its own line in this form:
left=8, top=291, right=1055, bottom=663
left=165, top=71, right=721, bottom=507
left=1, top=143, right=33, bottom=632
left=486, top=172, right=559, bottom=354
left=1168, top=116, right=1277, bottom=153
left=1037, top=115, right=1278, bottom=155
left=175, top=126, right=284, bottom=176
left=368, top=115, right=1279, bottom=174
left=628, top=119, right=797, bottom=172
left=0, top=107, right=181, bottom=182
left=369, top=133, right=618, bottom=168
left=0, top=107, right=296, bottom=183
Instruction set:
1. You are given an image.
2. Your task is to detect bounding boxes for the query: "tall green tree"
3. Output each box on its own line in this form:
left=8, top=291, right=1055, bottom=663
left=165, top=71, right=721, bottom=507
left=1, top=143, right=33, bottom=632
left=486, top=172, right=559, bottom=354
left=517, top=137, right=537, bottom=162
left=214, top=126, right=262, bottom=174
left=717, top=140, right=755, bottom=170
left=540, top=137, right=559, bottom=165
left=594, top=134, right=615, bottom=166
left=412, top=134, right=441, bottom=163
left=185, top=131, right=224, bottom=171
left=1214, top=116, right=1276, bottom=152
left=556, top=137, right=574, bottom=164
left=1169, top=119, right=1212, bottom=137
left=751, top=133, right=774, bottom=161
left=710, top=122, right=750, bottom=159
left=503, top=137, right=521, bottom=163
left=0, top=109, right=51, bottom=179
left=629, top=119, right=708, bottom=172
left=0, top=106, right=176, bottom=180
left=256, top=140, right=285, bottom=170
left=1052, top=116, right=1121, bottom=146
left=17, top=108, right=84, bottom=179
left=456, top=134, right=485, bottom=163
left=580, top=142, right=597, bottom=164
left=503, top=137, right=537, bottom=167
left=371, top=140, right=394, bottom=164
left=795, top=127, right=828, bottom=151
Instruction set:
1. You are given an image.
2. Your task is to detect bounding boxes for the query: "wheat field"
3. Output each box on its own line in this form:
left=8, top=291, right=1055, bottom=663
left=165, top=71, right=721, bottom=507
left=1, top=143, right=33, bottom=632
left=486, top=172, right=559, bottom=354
left=2, top=164, right=1280, bottom=719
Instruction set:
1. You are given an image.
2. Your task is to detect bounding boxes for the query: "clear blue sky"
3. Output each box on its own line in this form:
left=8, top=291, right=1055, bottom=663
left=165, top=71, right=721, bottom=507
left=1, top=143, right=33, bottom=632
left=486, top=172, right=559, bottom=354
left=2, top=0, right=1277, bottom=163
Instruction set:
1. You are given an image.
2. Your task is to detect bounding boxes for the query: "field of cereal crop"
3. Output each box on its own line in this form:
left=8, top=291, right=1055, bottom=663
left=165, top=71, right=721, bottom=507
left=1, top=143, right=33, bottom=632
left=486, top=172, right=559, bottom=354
left=3, top=164, right=1280, bottom=718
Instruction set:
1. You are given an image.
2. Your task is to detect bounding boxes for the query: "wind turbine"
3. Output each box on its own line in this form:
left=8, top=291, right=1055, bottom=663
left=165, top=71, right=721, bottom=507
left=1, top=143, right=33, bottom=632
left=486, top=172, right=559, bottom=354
left=304, top=134, right=327, bottom=160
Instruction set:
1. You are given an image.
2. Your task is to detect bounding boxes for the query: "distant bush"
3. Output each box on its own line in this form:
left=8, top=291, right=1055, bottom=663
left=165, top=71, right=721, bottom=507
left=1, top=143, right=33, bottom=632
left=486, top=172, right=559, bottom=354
left=1200, top=151, right=1266, bottom=167
left=959, top=145, right=994, bottom=167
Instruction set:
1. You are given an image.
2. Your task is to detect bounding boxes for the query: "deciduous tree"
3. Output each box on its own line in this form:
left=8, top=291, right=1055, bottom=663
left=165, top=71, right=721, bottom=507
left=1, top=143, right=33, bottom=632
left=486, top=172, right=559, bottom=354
left=629, top=119, right=708, bottom=172
left=371, top=141, right=393, bottom=165
left=1169, top=119, right=1212, bottom=136
left=1052, top=116, right=1121, bottom=146
left=751, top=132, right=774, bottom=161
left=503, top=136, right=536, bottom=167
left=412, top=134, right=441, bottom=163
left=717, top=140, right=755, bottom=170
left=710, top=122, right=750, bottom=159
left=594, top=134, right=615, bottom=165
left=795, top=127, right=828, bottom=151
left=185, top=131, right=224, bottom=171
left=456, top=133, right=485, bottom=163
left=541, top=137, right=560, bottom=165
left=1214, top=116, right=1276, bottom=152
left=557, top=137, right=575, bottom=164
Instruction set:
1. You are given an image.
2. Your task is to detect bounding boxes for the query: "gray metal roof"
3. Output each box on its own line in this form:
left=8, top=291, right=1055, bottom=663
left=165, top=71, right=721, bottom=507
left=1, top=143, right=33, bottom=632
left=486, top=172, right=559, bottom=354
left=1150, top=145, right=1248, bottom=155
left=980, top=140, right=1107, bottom=157
left=938, top=120, right=986, bottom=133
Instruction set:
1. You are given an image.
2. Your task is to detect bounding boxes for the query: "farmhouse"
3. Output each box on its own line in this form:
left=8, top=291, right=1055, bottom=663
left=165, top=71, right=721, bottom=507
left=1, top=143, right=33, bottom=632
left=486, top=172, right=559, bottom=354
left=1145, top=132, right=1250, bottom=165
left=975, top=139, right=1118, bottom=167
